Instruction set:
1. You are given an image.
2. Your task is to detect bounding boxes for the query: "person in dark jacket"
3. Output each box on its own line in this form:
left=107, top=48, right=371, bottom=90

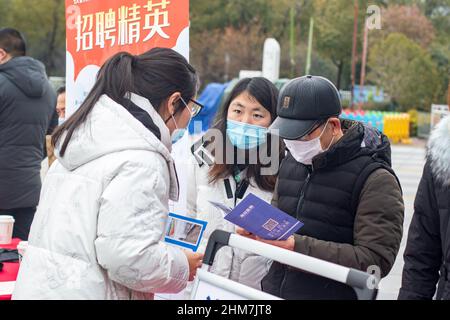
left=0, top=28, right=56, bottom=240
left=398, top=115, right=450, bottom=300
left=239, top=75, right=404, bottom=300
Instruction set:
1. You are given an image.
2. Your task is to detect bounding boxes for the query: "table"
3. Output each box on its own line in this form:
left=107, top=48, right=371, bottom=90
left=0, top=238, right=20, bottom=300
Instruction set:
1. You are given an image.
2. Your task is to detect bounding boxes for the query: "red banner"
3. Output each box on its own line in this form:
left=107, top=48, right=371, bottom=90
left=66, top=0, right=189, bottom=80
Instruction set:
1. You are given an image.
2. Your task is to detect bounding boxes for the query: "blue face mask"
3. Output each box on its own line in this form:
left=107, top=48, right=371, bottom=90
left=171, top=128, right=186, bottom=144
left=170, top=97, right=192, bottom=144
left=226, top=119, right=268, bottom=149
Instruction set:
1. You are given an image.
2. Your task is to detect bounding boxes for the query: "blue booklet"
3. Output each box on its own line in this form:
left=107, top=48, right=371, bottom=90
left=209, top=193, right=303, bottom=241
left=164, top=213, right=208, bottom=252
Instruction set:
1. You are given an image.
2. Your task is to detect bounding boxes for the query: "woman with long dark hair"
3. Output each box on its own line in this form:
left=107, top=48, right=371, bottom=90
left=13, top=48, right=204, bottom=300
left=187, top=77, right=284, bottom=291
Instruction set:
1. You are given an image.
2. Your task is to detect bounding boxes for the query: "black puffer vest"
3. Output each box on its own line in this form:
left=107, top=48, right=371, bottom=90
left=262, top=120, right=398, bottom=300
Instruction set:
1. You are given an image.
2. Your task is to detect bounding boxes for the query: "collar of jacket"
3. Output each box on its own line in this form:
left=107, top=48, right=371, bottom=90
left=127, top=92, right=172, bottom=152
left=428, top=115, right=450, bottom=186
left=311, top=120, right=365, bottom=170
left=124, top=93, right=179, bottom=200
left=311, top=119, right=392, bottom=171
left=55, top=94, right=180, bottom=201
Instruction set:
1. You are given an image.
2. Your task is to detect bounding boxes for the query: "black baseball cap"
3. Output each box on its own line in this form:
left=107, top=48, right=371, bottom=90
left=269, top=75, right=342, bottom=140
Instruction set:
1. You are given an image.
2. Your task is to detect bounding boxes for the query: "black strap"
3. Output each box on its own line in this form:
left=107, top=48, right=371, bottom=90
left=236, top=179, right=249, bottom=200
left=224, top=179, right=233, bottom=199
left=350, top=159, right=402, bottom=215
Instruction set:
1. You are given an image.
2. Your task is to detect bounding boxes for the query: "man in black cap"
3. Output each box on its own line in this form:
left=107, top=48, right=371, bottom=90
left=240, top=75, right=404, bottom=299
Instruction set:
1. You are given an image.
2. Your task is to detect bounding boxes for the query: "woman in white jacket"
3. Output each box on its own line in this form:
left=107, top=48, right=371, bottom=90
left=13, top=48, right=204, bottom=300
left=187, top=78, right=284, bottom=290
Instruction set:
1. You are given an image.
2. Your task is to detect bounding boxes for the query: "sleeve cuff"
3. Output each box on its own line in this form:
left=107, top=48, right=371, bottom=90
left=167, top=245, right=190, bottom=283
left=293, top=234, right=309, bottom=255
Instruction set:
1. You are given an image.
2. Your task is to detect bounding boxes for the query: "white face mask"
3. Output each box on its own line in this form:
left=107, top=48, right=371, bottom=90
left=284, top=120, right=334, bottom=165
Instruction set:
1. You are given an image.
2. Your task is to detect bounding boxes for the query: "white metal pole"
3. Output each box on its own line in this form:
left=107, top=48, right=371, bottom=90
left=228, top=234, right=350, bottom=284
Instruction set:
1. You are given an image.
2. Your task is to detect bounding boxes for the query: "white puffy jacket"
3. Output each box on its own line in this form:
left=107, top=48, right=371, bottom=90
left=12, top=94, right=190, bottom=300
left=186, top=147, right=274, bottom=290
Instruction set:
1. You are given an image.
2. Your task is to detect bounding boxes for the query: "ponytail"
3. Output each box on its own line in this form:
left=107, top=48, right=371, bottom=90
left=52, top=48, right=198, bottom=157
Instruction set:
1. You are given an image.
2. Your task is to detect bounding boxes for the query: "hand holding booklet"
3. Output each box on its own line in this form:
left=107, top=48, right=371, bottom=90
left=209, top=193, right=304, bottom=241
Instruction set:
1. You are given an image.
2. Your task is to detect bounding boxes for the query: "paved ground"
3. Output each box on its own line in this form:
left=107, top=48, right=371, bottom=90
left=377, top=142, right=427, bottom=300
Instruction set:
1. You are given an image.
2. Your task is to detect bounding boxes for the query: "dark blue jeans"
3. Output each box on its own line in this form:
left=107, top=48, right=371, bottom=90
left=0, top=207, right=36, bottom=240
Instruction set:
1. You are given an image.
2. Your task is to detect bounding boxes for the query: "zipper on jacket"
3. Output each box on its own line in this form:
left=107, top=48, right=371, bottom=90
left=279, top=264, right=288, bottom=298
left=279, top=166, right=313, bottom=297
left=295, top=167, right=313, bottom=219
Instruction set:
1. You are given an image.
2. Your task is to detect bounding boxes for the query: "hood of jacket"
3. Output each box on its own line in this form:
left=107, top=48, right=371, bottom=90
left=312, top=119, right=392, bottom=170
left=54, top=93, right=179, bottom=200
left=428, top=115, right=450, bottom=186
left=0, top=56, right=48, bottom=97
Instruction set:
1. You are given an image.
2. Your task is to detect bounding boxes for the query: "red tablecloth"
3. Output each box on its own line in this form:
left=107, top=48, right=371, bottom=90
left=0, top=238, right=21, bottom=300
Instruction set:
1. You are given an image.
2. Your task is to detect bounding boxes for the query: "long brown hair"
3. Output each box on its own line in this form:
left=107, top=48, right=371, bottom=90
left=207, top=77, right=284, bottom=192
left=52, top=48, right=198, bottom=156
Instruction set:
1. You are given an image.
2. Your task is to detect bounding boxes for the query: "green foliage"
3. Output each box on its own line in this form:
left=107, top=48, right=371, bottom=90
left=191, top=0, right=311, bottom=38
left=0, top=0, right=65, bottom=76
left=313, top=0, right=359, bottom=88
left=190, top=0, right=314, bottom=87
left=368, top=33, right=441, bottom=111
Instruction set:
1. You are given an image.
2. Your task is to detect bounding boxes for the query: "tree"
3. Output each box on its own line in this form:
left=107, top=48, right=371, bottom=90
left=190, top=0, right=305, bottom=38
left=0, top=0, right=66, bottom=76
left=376, top=5, right=436, bottom=48
left=368, top=33, right=441, bottom=111
left=313, top=0, right=369, bottom=90
left=191, top=25, right=267, bottom=86
left=190, top=0, right=314, bottom=86
left=371, top=2, right=450, bottom=105
left=429, top=41, right=450, bottom=105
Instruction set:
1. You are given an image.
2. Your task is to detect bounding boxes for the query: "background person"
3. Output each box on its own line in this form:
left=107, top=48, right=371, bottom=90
left=187, top=77, right=284, bottom=290
left=41, top=86, right=65, bottom=180
left=0, top=27, right=56, bottom=240
left=398, top=115, right=450, bottom=300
